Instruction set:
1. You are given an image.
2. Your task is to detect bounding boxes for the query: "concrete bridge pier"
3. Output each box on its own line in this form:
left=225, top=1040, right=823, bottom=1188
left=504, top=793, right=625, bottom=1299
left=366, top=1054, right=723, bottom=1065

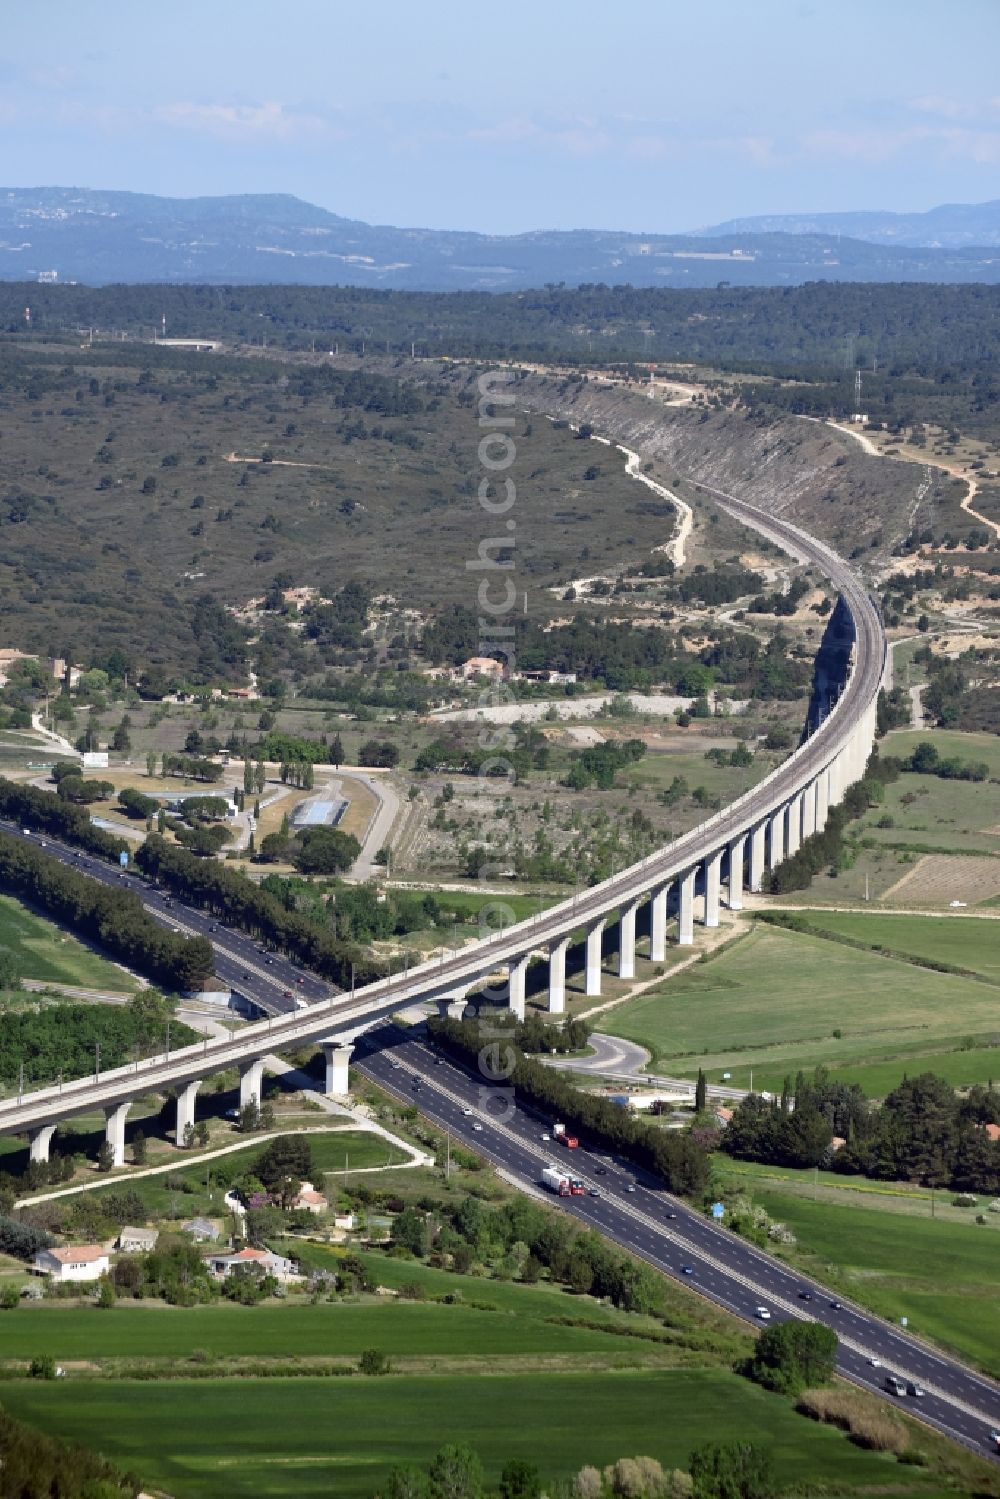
left=618, top=899, right=639, bottom=979
left=728, top=834, right=746, bottom=911
left=815, top=769, right=830, bottom=831
left=436, top=994, right=468, bottom=1021
left=677, top=868, right=696, bottom=946
left=786, top=792, right=803, bottom=858
left=323, top=1042, right=354, bottom=1096
left=585, top=919, right=605, bottom=995
left=507, top=954, right=530, bottom=1020
left=704, top=850, right=722, bottom=928
left=28, top=1124, right=56, bottom=1164
left=768, top=808, right=785, bottom=870
left=649, top=882, right=670, bottom=963
left=175, top=1079, right=201, bottom=1147
left=104, top=1101, right=131, bottom=1169
left=239, top=1057, right=266, bottom=1110
left=801, top=781, right=817, bottom=840
left=749, top=823, right=766, bottom=892
left=548, top=937, right=569, bottom=1014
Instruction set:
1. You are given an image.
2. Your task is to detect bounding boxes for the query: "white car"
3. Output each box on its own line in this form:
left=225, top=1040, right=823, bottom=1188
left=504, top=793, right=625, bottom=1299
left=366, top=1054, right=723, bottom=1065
left=472, top=1122, right=483, bottom=1132
left=462, top=1108, right=473, bottom=1116
left=390, top=1060, right=402, bottom=1070
left=755, top=1306, right=772, bottom=1321
left=868, top=1356, right=881, bottom=1368
left=949, top=899, right=967, bottom=908
left=541, top=1132, right=550, bottom=1141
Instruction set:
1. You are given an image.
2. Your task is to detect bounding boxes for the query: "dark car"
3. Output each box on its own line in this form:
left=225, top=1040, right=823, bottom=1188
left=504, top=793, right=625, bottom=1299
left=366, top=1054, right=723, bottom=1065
left=665, top=1211, right=678, bottom=1220
left=829, top=1300, right=843, bottom=1311
left=681, top=1265, right=694, bottom=1276
left=594, top=1166, right=607, bottom=1175
left=798, top=1289, right=813, bottom=1301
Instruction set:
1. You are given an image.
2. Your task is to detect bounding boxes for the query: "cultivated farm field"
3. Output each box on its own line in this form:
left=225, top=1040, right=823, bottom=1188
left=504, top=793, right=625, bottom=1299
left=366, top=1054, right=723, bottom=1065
left=602, top=920, right=1000, bottom=1095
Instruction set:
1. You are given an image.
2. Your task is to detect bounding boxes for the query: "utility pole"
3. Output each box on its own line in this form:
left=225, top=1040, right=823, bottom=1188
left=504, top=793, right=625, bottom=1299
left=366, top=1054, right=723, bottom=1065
left=95, top=1043, right=101, bottom=1081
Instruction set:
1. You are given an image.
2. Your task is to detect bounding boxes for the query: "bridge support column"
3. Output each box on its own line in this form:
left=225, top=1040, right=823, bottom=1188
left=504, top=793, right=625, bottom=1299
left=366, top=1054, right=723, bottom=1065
left=104, top=1101, right=130, bottom=1169
left=728, top=835, right=746, bottom=912
left=436, top=994, right=467, bottom=1021
left=29, top=1124, right=57, bottom=1164
left=507, top=954, right=530, bottom=1021
left=704, top=850, right=722, bottom=928
left=548, top=938, right=569, bottom=1014
left=323, top=1042, right=354, bottom=1096
left=749, top=823, right=766, bottom=892
left=585, top=919, right=605, bottom=996
left=239, top=1057, right=266, bottom=1110
left=618, top=900, right=639, bottom=979
left=786, top=793, right=803, bottom=858
left=801, top=780, right=817, bottom=841
left=175, top=1079, right=201, bottom=1147
left=768, top=808, right=785, bottom=870
left=815, top=769, right=830, bottom=831
left=649, top=883, right=670, bottom=963
left=677, top=868, right=696, bottom=946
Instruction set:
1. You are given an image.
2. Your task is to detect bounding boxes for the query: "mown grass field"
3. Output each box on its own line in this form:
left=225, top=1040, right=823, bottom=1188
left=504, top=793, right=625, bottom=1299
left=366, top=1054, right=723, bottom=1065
left=785, top=909, right=1000, bottom=982
left=0, top=1372, right=945, bottom=1499
left=603, top=920, right=1000, bottom=1095
left=725, top=1161, right=1000, bottom=1376
left=0, top=893, right=139, bottom=992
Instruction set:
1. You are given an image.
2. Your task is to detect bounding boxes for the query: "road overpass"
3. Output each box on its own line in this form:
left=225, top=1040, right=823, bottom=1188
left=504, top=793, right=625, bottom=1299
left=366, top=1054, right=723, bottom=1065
left=0, top=484, right=886, bottom=1165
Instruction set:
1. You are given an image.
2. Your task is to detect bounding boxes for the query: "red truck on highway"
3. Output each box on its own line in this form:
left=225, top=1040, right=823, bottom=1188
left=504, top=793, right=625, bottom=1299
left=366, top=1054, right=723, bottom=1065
left=553, top=1122, right=578, bottom=1149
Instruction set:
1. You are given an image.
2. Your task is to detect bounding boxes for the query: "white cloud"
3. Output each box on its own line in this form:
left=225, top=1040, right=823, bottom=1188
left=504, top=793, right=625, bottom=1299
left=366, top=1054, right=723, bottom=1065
left=153, top=101, right=327, bottom=141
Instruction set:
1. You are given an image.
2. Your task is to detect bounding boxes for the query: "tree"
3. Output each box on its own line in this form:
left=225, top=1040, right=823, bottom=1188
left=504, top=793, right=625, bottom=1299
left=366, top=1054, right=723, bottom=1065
left=695, top=1069, right=708, bottom=1114
left=358, top=1347, right=391, bottom=1375
left=97, top=1276, right=116, bottom=1309
left=499, top=1460, right=541, bottom=1499
left=131, top=1130, right=147, bottom=1166
left=427, top=1444, right=485, bottom=1499
left=393, top=1207, right=427, bottom=1256
left=96, top=1140, right=115, bottom=1172
left=748, top=1321, right=837, bottom=1395
left=256, top=1134, right=313, bottom=1191
left=689, top=1442, right=776, bottom=1499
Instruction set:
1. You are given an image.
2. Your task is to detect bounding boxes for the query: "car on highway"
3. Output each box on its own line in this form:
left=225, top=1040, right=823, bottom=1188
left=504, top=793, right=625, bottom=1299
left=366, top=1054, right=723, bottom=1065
left=463, top=1108, right=473, bottom=1116
left=755, top=1306, right=771, bottom=1321
left=681, top=1265, right=694, bottom=1276
left=472, top=1122, right=483, bottom=1132
left=594, top=1165, right=607, bottom=1175
left=829, top=1300, right=843, bottom=1310
left=665, top=1211, right=677, bottom=1220
left=541, top=1132, right=550, bottom=1141
left=885, top=1376, right=907, bottom=1397
left=588, top=1188, right=600, bottom=1198
left=867, top=1357, right=881, bottom=1368
left=798, top=1289, right=813, bottom=1301
left=390, top=1061, right=402, bottom=1070
left=906, top=1382, right=926, bottom=1398
left=282, top=990, right=292, bottom=999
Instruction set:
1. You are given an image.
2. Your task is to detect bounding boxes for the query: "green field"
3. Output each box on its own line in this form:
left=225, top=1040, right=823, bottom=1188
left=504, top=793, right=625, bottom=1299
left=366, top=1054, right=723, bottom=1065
left=784, top=909, right=1000, bottom=982
left=74, top=1129, right=408, bottom=1220
left=0, top=893, right=138, bottom=993
left=0, top=1372, right=943, bottom=1499
left=603, top=920, right=1000, bottom=1095
left=724, top=1161, right=1000, bottom=1376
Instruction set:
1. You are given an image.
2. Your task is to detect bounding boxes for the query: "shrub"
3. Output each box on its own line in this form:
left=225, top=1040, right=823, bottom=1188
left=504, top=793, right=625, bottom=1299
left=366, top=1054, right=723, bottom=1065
left=797, top=1388, right=908, bottom=1454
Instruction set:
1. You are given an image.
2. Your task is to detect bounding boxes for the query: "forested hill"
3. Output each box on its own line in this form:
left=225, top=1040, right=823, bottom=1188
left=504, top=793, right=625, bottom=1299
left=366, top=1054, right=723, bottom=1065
left=4, top=279, right=1000, bottom=375
left=4, top=187, right=1000, bottom=288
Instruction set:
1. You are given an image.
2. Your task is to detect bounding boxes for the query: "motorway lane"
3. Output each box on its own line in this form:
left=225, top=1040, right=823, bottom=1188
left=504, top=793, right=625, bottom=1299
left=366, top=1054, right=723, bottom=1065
left=0, top=821, right=326, bottom=1018
left=355, top=1025, right=1000, bottom=1463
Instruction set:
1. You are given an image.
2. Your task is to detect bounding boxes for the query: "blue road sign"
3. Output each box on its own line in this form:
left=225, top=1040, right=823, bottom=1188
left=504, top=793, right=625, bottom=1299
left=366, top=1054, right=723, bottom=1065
left=119, top=851, right=129, bottom=868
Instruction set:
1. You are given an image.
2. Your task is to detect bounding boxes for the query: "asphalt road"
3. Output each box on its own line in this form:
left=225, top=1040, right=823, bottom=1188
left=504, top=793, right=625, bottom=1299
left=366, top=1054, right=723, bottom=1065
left=355, top=1023, right=1000, bottom=1465
left=0, top=819, right=324, bottom=1020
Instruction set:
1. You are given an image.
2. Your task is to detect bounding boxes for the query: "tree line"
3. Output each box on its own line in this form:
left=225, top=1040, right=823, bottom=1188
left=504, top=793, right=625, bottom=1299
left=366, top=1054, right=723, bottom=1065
left=0, top=775, right=126, bottom=860
left=0, top=831, right=214, bottom=993
left=0, top=991, right=195, bottom=1090
left=428, top=1015, right=707, bottom=1197
left=723, top=1067, right=1000, bottom=1193
left=135, top=835, right=374, bottom=987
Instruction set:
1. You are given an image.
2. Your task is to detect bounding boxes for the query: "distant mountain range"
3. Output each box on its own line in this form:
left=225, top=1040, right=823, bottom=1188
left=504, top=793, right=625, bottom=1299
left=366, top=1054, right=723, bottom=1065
left=699, top=199, right=1000, bottom=249
left=2, top=187, right=1000, bottom=289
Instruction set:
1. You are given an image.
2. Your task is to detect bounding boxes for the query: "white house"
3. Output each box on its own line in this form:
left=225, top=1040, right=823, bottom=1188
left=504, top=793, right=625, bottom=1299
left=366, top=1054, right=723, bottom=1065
left=206, top=1247, right=297, bottom=1280
left=182, top=1217, right=221, bottom=1243
left=33, top=1245, right=109, bottom=1283
left=291, top=1181, right=328, bottom=1215
left=115, top=1226, right=158, bottom=1253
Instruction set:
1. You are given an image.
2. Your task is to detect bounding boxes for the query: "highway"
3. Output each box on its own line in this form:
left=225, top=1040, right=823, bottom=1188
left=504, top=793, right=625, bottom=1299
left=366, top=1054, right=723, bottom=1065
left=356, top=1023, right=1000, bottom=1463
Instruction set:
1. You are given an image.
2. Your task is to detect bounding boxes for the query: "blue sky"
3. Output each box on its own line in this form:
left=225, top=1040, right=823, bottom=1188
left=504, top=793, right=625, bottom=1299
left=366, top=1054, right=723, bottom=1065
left=3, top=0, right=999, bottom=232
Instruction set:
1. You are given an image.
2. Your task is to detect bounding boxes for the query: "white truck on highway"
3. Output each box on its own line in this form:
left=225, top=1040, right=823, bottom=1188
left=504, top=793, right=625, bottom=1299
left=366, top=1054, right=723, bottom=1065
left=541, top=1165, right=571, bottom=1196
